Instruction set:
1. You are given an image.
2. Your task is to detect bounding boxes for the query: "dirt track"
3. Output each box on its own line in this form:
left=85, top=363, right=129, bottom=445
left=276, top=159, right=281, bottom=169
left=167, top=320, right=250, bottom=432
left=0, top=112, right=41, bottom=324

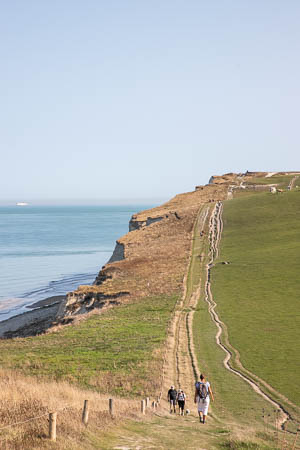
left=159, top=205, right=211, bottom=411
left=159, top=199, right=295, bottom=431
left=289, top=175, right=299, bottom=190
left=205, top=202, right=292, bottom=430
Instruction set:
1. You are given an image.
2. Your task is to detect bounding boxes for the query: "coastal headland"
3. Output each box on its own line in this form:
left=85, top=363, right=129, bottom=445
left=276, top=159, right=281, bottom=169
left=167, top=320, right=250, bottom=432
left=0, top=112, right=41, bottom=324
left=1, top=171, right=299, bottom=449
left=0, top=176, right=230, bottom=338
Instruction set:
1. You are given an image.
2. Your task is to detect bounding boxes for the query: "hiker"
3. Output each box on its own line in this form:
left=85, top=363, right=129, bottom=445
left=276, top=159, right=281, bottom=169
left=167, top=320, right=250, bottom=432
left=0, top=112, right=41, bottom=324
left=194, top=374, right=214, bottom=424
left=167, top=385, right=177, bottom=413
left=177, top=389, right=186, bottom=416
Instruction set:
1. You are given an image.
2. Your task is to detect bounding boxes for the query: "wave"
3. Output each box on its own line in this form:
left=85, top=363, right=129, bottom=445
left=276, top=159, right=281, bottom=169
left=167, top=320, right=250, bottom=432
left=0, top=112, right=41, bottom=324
left=0, top=271, right=98, bottom=321
left=20, top=272, right=98, bottom=299
left=0, top=298, right=28, bottom=314
left=0, top=249, right=112, bottom=259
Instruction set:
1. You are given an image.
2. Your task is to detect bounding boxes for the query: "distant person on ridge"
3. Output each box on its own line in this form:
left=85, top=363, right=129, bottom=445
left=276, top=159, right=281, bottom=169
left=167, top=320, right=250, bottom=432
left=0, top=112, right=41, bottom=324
left=167, top=385, right=177, bottom=414
left=177, top=389, right=186, bottom=416
left=194, top=374, right=214, bottom=424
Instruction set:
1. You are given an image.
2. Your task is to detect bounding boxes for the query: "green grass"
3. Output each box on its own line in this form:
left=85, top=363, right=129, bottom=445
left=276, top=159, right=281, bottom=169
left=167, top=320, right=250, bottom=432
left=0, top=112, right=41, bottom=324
left=193, top=297, right=276, bottom=427
left=245, top=175, right=294, bottom=186
left=211, top=191, right=300, bottom=415
left=190, top=206, right=277, bottom=430
left=0, top=294, right=178, bottom=396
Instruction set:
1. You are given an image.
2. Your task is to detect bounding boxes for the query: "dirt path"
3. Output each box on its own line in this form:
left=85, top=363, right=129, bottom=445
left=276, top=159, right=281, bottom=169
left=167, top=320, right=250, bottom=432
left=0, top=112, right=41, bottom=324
left=110, top=200, right=299, bottom=449
left=205, top=202, right=291, bottom=430
left=289, top=175, right=299, bottom=190
left=159, top=205, right=211, bottom=411
left=159, top=200, right=297, bottom=432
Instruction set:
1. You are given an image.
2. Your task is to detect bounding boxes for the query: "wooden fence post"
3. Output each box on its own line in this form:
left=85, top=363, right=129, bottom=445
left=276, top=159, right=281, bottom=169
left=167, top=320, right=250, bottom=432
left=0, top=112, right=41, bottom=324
left=109, top=398, right=114, bottom=416
left=82, top=400, right=89, bottom=425
left=141, top=400, right=145, bottom=415
left=49, top=412, right=57, bottom=442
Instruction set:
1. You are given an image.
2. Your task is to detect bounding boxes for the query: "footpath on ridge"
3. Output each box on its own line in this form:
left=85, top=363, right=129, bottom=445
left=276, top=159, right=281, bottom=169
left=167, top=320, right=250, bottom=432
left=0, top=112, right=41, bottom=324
left=110, top=178, right=300, bottom=449
left=2, top=171, right=299, bottom=449
left=159, top=199, right=290, bottom=426
left=159, top=204, right=212, bottom=408
left=204, top=203, right=290, bottom=429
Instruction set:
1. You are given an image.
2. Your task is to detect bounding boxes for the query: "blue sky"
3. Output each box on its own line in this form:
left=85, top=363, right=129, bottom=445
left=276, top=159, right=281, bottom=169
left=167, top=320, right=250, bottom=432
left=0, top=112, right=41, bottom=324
left=1, top=1, right=300, bottom=202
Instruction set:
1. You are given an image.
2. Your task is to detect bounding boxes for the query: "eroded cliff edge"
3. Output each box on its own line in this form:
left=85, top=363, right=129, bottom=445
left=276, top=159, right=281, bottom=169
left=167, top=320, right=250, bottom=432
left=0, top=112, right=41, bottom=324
left=59, top=169, right=300, bottom=320
left=57, top=181, right=229, bottom=320
left=2, top=170, right=297, bottom=337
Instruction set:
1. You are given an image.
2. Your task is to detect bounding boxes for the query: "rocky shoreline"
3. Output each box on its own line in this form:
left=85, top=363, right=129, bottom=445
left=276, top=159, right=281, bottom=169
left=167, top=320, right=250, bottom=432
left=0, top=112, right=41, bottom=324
left=0, top=296, right=65, bottom=339
left=1, top=171, right=281, bottom=340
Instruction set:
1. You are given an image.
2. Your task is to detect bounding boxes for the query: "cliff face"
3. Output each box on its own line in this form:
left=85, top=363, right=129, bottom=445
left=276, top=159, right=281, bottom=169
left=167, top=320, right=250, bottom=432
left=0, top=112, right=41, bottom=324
left=58, top=181, right=228, bottom=320
left=107, top=241, right=125, bottom=263
left=129, top=215, right=164, bottom=232
left=62, top=170, right=299, bottom=320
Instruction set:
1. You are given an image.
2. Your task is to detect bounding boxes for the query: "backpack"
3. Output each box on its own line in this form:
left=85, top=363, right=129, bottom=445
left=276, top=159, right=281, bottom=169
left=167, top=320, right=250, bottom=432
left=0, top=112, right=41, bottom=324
left=195, top=382, right=208, bottom=399
left=178, top=392, right=185, bottom=401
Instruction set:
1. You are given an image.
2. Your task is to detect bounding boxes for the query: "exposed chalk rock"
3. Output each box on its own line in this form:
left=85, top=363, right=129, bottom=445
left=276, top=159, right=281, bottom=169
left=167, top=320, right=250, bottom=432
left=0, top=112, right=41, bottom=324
left=59, top=290, right=129, bottom=318
left=129, top=215, right=145, bottom=231
left=129, top=215, right=163, bottom=231
left=108, top=241, right=125, bottom=263
left=146, top=216, right=163, bottom=226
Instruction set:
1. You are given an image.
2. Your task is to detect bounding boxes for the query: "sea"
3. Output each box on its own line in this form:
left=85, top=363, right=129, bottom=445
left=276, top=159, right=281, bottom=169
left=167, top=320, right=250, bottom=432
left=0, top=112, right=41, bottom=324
left=0, top=204, right=152, bottom=322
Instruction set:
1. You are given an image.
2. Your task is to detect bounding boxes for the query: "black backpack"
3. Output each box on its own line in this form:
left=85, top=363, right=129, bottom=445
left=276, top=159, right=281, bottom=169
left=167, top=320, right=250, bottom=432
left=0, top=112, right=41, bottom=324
left=195, top=382, right=208, bottom=399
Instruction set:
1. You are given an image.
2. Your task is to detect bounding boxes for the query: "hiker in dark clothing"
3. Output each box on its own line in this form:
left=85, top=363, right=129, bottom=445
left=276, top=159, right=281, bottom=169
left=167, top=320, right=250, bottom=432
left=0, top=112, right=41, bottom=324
left=168, top=385, right=177, bottom=413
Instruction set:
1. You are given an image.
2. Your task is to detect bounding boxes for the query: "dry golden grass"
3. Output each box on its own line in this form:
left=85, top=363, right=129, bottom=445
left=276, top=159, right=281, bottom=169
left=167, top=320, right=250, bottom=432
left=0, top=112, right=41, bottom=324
left=0, top=369, right=144, bottom=449
left=68, top=184, right=229, bottom=316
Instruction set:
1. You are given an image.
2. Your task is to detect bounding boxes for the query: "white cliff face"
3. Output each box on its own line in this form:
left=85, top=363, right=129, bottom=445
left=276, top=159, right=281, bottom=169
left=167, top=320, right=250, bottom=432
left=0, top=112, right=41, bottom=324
left=57, top=182, right=229, bottom=323
left=56, top=214, right=167, bottom=321
left=57, top=289, right=130, bottom=320
left=108, top=241, right=125, bottom=263
left=129, top=215, right=163, bottom=232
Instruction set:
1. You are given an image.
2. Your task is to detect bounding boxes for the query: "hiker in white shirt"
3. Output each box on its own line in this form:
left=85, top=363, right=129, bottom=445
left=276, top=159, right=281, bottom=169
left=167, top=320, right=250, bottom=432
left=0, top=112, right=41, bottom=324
left=194, top=374, right=214, bottom=424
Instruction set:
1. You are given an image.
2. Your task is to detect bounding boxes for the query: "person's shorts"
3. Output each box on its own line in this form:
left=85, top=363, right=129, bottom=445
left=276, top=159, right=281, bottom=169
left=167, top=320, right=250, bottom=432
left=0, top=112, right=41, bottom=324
left=170, top=399, right=177, bottom=406
left=178, top=400, right=185, bottom=410
left=197, top=397, right=210, bottom=415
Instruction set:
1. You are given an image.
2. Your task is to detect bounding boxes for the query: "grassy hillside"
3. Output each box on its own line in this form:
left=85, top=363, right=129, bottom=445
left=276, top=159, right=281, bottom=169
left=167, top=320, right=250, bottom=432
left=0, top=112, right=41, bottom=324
left=193, top=300, right=276, bottom=427
left=0, top=294, right=178, bottom=397
left=211, top=191, right=300, bottom=417
left=1, top=177, right=299, bottom=448
left=245, top=175, right=294, bottom=186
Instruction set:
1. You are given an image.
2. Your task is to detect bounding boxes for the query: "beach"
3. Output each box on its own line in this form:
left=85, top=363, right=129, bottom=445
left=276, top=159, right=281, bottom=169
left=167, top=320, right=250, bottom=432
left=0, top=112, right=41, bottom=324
left=0, top=204, right=150, bottom=339
left=0, top=295, right=65, bottom=339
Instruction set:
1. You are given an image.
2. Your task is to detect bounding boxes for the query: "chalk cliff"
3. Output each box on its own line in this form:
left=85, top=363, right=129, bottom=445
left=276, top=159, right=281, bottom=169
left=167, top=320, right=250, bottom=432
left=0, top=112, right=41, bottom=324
left=57, top=181, right=229, bottom=320
left=2, top=171, right=298, bottom=338
left=56, top=170, right=299, bottom=321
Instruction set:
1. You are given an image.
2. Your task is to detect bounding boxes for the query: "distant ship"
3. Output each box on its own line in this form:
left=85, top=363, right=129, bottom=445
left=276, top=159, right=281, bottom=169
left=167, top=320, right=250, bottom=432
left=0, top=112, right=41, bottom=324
left=16, top=202, right=29, bottom=206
